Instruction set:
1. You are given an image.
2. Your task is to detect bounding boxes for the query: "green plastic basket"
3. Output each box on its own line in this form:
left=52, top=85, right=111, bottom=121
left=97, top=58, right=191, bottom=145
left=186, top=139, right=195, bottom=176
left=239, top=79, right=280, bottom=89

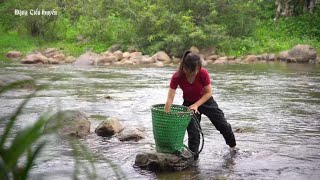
left=151, top=104, right=191, bottom=154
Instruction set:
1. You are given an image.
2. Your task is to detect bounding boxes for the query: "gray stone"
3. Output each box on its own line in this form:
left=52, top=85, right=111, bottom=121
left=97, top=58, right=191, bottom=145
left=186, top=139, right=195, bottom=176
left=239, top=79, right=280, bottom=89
left=74, top=51, right=98, bottom=66
left=134, top=148, right=195, bottom=171
left=45, top=110, right=91, bottom=137
left=95, top=117, right=123, bottom=137
left=288, top=44, right=317, bottom=63
left=152, top=51, right=171, bottom=64
left=21, top=53, right=49, bottom=64
left=65, top=56, right=76, bottom=63
left=116, top=127, right=145, bottom=141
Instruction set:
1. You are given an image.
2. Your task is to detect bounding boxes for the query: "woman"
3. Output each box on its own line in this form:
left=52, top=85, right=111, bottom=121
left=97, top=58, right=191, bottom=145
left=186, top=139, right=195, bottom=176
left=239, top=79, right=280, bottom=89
left=164, top=50, right=236, bottom=160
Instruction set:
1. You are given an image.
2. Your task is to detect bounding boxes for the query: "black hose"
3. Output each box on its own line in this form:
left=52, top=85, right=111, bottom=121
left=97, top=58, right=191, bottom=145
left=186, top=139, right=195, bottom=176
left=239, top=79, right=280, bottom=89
left=191, top=112, right=204, bottom=156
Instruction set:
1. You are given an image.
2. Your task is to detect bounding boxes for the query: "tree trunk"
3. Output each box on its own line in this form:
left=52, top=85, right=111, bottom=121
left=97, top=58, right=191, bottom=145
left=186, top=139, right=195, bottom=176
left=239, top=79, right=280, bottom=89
left=274, top=0, right=293, bottom=20
left=31, top=22, right=40, bottom=37
left=274, top=0, right=319, bottom=20
left=304, top=0, right=320, bottom=14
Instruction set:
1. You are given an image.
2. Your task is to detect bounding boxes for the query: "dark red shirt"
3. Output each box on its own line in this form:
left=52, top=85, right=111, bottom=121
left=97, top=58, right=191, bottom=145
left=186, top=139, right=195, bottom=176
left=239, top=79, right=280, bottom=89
left=170, top=68, right=211, bottom=102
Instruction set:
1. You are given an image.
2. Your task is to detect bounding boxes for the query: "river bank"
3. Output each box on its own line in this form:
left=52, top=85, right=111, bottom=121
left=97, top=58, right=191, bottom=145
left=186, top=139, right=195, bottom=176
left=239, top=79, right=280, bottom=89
left=4, top=44, right=320, bottom=67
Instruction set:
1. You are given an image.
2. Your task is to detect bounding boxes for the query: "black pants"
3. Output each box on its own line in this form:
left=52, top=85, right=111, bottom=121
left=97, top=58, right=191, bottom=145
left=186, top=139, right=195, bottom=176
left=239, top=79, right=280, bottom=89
left=183, top=97, right=236, bottom=155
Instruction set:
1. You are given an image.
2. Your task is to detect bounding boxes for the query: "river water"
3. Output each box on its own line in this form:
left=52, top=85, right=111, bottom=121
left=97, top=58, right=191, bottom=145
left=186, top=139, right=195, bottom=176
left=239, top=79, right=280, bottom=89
left=0, top=62, right=319, bottom=180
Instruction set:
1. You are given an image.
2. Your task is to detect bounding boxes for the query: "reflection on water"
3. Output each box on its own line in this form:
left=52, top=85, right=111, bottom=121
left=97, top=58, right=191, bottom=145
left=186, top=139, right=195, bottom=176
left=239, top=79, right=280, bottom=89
left=0, top=63, right=319, bottom=179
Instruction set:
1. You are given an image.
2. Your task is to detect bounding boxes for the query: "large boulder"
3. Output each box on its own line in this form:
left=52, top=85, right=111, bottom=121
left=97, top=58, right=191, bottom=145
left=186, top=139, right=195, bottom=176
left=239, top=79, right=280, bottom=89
left=113, top=50, right=123, bottom=61
left=129, top=52, right=143, bottom=64
left=288, top=44, right=317, bottom=63
left=95, top=56, right=116, bottom=65
left=95, top=117, right=123, bottom=137
left=278, top=50, right=290, bottom=61
left=152, top=51, right=171, bottom=64
left=45, top=110, right=91, bottom=137
left=140, top=55, right=155, bottom=64
left=74, top=51, right=98, bottom=66
left=135, top=149, right=195, bottom=171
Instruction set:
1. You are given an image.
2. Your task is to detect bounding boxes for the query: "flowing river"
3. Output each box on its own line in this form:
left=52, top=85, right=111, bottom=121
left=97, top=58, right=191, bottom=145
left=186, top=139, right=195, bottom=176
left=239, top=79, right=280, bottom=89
left=0, top=62, right=319, bottom=179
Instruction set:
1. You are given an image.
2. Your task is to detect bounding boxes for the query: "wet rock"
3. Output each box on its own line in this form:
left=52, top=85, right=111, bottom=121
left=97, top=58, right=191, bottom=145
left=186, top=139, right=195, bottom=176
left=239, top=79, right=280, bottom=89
left=227, top=56, right=236, bottom=60
left=154, top=61, right=164, bottom=67
left=21, top=53, right=49, bottom=64
left=116, top=127, right=145, bottom=141
left=52, top=53, right=65, bottom=61
left=74, top=51, right=98, bottom=66
left=267, top=53, right=276, bottom=61
left=104, top=95, right=112, bottom=99
left=113, top=50, right=123, bottom=61
left=65, top=56, right=76, bottom=63
left=134, top=148, right=195, bottom=171
left=213, top=57, right=228, bottom=64
left=122, top=52, right=131, bottom=59
left=123, top=60, right=135, bottom=65
left=129, top=52, right=143, bottom=64
left=152, top=51, right=171, bottom=64
left=48, top=58, right=60, bottom=64
left=95, top=117, right=123, bottom=137
left=243, top=55, right=257, bottom=63
left=234, top=127, right=256, bottom=133
left=6, top=51, right=22, bottom=59
left=45, top=110, right=91, bottom=137
left=96, top=56, right=116, bottom=65
left=141, top=55, right=155, bottom=64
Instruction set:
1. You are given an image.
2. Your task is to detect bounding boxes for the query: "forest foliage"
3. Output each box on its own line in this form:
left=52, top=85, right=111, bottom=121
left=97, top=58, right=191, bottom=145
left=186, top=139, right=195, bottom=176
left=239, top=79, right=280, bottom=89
left=0, top=0, right=319, bottom=57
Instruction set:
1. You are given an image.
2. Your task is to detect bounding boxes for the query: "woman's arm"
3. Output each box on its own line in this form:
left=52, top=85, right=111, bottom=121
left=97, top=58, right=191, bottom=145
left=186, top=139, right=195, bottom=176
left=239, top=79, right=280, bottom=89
left=188, top=85, right=212, bottom=113
left=164, top=88, right=176, bottom=112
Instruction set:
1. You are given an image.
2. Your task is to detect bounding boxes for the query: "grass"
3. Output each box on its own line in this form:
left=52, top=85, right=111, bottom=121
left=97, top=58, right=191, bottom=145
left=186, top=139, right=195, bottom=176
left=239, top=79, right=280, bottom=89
left=0, top=30, right=111, bottom=60
left=218, top=17, right=320, bottom=57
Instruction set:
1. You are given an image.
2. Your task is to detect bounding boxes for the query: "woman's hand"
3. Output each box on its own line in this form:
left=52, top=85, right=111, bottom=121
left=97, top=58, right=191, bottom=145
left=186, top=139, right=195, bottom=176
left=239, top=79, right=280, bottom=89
left=164, top=88, right=176, bottom=112
left=188, top=104, right=199, bottom=114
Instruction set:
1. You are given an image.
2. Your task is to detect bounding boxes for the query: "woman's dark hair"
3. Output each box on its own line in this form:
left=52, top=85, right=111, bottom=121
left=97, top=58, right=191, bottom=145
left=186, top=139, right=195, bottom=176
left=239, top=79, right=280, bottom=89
left=178, top=50, right=202, bottom=73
